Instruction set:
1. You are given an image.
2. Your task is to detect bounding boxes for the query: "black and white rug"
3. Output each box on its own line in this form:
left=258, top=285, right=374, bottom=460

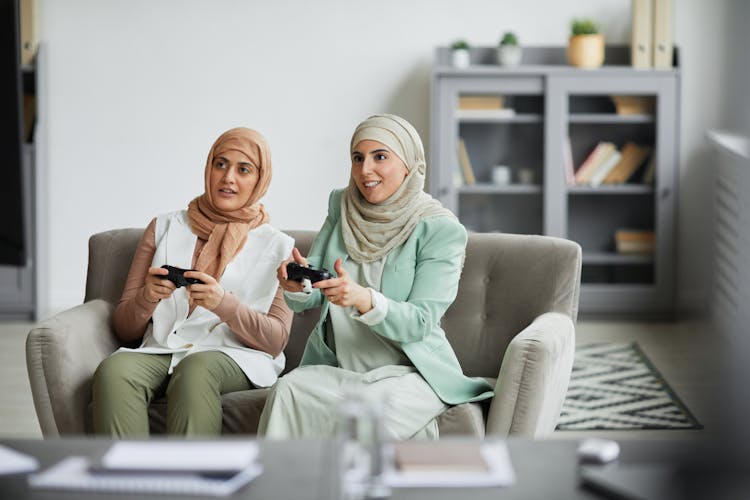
left=555, top=342, right=702, bottom=431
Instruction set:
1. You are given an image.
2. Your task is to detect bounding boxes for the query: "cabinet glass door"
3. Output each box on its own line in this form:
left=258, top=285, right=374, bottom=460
left=435, top=77, right=545, bottom=234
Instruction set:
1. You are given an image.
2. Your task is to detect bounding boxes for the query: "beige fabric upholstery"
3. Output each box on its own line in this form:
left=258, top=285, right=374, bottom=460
left=27, top=229, right=581, bottom=438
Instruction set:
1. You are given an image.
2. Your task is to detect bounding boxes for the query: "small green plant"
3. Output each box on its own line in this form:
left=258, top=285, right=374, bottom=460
left=499, top=32, right=518, bottom=46
left=571, top=18, right=600, bottom=36
left=451, top=39, right=470, bottom=50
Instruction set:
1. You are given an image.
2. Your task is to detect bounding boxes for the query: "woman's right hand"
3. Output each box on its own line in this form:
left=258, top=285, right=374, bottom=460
left=277, top=247, right=309, bottom=293
left=142, top=266, right=177, bottom=303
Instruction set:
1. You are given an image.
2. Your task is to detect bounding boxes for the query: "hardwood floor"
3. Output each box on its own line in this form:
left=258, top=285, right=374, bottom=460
left=0, top=318, right=720, bottom=440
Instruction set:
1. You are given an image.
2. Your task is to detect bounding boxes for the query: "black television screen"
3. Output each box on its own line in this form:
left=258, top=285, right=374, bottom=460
left=0, top=0, right=26, bottom=266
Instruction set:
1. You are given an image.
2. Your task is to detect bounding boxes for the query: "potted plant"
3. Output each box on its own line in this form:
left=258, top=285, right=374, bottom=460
left=497, top=31, right=521, bottom=67
left=567, top=18, right=604, bottom=68
left=451, top=39, right=470, bottom=68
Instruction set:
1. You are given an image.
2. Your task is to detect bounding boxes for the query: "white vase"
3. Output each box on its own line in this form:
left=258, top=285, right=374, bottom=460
left=497, top=45, right=522, bottom=67
left=452, top=49, right=470, bottom=68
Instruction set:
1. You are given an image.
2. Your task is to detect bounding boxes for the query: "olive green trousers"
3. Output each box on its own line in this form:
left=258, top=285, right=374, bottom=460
left=92, top=350, right=251, bottom=437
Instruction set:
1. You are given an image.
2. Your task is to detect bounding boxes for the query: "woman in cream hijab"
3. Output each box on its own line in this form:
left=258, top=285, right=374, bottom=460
left=259, top=114, right=493, bottom=439
left=92, top=127, right=294, bottom=437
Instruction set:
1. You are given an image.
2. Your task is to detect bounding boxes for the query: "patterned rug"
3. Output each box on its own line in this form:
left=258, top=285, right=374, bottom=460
left=555, top=342, right=702, bottom=431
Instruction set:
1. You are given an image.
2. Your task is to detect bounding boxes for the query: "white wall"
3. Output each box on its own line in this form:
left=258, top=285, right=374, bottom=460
left=36, top=0, right=736, bottom=315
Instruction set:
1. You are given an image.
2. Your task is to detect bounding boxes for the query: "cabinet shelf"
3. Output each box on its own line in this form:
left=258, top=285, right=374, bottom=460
left=569, top=113, right=654, bottom=124
left=567, top=185, right=654, bottom=195
left=583, top=251, right=653, bottom=265
left=456, top=110, right=543, bottom=124
left=458, top=183, right=542, bottom=194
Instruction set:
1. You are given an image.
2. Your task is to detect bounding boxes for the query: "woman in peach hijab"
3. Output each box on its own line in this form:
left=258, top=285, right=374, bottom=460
left=92, top=127, right=294, bottom=437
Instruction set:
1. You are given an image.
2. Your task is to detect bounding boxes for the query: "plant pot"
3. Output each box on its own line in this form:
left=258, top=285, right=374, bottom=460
left=452, top=49, right=470, bottom=68
left=567, top=34, right=605, bottom=68
left=496, top=45, right=522, bottom=67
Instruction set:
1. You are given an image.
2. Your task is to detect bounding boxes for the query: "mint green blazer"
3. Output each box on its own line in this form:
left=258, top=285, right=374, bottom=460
left=287, top=189, right=493, bottom=405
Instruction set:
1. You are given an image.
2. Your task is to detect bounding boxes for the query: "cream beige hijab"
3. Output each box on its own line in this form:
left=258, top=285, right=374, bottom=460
left=187, top=127, right=271, bottom=279
left=341, top=114, right=455, bottom=263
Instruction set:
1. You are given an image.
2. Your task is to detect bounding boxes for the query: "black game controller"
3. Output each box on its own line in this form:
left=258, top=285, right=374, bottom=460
left=286, top=262, right=333, bottom=284
left=160, top=265, right=204, bottom=288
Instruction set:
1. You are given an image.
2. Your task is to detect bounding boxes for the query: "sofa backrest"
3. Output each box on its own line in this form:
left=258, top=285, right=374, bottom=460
left=443, top=232, right=580, bottom=378
left=85, top=228, right=580, bottom=379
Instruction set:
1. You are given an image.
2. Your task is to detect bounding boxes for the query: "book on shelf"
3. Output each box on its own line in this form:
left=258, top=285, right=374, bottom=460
left=457, top=138, right=476, bottom=185
left=602, top=142, right=652, bottom=184
left=615, top=229, right=655, bottom=254
left=641, top=154, right=657, bottom=184
left=574, top=142, right=617, bottom=185
left=653, top=0, right=674, bottom=69
left=589, top=149, right=623, bottom=187
left=563, top=136, right=575, bottom=187
left=631, top=0, right=653, bottom=68
left=458, top=95, right=504, bottom=110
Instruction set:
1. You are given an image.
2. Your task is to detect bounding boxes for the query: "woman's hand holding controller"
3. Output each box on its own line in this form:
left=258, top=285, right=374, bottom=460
left=183, top=271, right=225, bottom=311
left=143, top=266, right=176, bottom=303
left=315, top=259, right=372, bottom=314
left=277, top=248, right=309, bottom=293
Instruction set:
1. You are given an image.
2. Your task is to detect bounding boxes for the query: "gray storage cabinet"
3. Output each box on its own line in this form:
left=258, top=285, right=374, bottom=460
left=430, top=47, right=679, bottom=318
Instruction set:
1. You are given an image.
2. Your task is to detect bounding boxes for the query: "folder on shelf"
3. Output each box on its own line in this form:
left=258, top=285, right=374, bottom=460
left=603, top=143, right=652, bottom=184
left=631, top=0, right=653, bottom=68
left=652, top=0, right=674, bottom=69
left=457, top=138, right=476, bottom=185
left=589, top=150, right=623, bottom=187
left=574, top=142, right=616, bottom=185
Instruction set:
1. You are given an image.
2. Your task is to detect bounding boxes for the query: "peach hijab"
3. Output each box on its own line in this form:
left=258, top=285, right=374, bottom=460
left=187, top=127, right=271, bottom=280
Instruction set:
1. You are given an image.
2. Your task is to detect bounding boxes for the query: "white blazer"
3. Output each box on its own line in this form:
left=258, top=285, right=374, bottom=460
left=117, top=210, right=294, bottom=387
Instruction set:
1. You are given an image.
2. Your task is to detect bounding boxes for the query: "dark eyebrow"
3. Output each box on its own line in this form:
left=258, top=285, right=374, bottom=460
left=352, top=148, right=389, bottom=156
left=215, top=156, right=255, bottom=168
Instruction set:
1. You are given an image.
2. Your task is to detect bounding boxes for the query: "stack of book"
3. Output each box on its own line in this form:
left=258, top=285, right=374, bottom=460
left=573, top=142, right=652, bottom=187
left=615, top=229, right=655, bottom=254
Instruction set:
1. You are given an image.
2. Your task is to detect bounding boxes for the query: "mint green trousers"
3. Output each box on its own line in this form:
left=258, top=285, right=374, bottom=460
left=92, top=350, right=251, bottom=437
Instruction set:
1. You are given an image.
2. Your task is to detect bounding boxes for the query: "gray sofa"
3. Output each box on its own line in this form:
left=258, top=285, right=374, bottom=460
left=26, top=229, right=581, bottom=438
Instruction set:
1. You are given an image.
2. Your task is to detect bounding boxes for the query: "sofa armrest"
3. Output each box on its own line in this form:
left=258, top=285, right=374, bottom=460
left=26, top=299, right=120, bottom=436
left=485, top=312, right=575, bottom=437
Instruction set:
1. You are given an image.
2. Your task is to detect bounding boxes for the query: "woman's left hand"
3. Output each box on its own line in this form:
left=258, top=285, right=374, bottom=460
left=183, top=271, right=225, bottom=311
left=315, top=258, right=372, bottom=314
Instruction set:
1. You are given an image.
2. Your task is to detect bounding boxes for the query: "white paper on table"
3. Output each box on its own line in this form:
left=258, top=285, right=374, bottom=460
left=98, top=440, right=259, bottom=474
left=0, top=444, right=39, bottom=475
left=384, top=441, right=515, bottom=488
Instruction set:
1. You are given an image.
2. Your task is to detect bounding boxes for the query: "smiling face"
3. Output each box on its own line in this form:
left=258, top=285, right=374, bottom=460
left=351, top=140, right=409, bottom=204
left=208, top=149, right=260, bottom=212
